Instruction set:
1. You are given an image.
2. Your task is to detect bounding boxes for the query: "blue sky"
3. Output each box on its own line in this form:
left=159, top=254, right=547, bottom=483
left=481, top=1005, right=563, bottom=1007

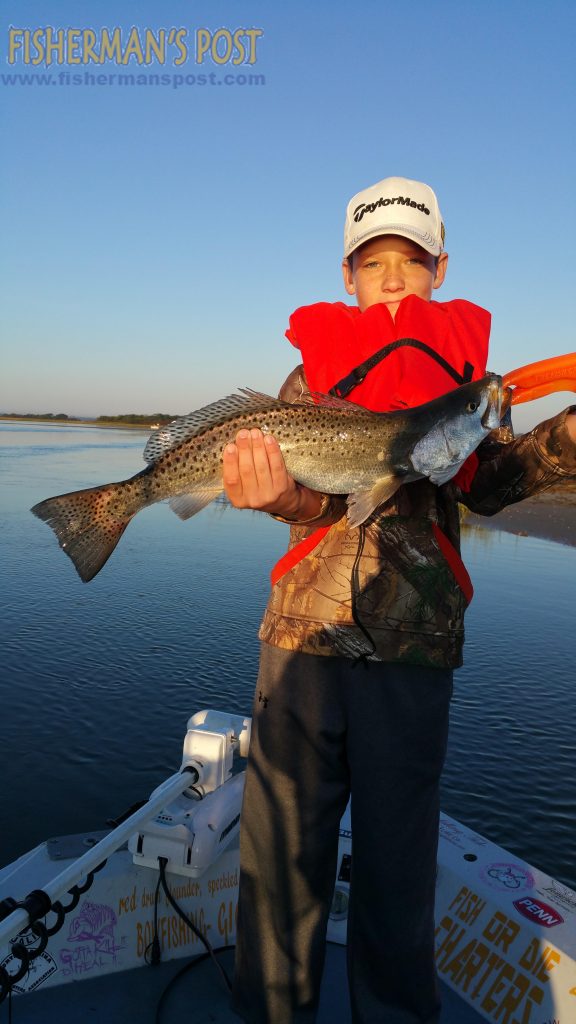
left=1, top=0, right=575, bottom=431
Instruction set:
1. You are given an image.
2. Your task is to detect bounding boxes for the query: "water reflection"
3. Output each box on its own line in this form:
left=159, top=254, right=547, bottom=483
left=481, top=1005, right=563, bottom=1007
left=1, top=423, right=574, bottom=891
left=444, top=522, right=575, bottom=886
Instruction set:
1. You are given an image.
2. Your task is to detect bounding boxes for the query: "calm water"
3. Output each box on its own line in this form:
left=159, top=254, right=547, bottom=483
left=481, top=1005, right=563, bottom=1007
left=1, top=422, right=575, bottom=890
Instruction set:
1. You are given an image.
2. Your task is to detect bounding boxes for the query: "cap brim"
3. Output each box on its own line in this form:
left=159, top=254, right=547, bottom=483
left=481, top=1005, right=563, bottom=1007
left=344, top=224, right=441, bottom=259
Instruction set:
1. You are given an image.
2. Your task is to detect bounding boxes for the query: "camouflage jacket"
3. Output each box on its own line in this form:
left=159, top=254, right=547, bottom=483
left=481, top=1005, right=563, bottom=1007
left=258, top=366, right=576, bottom=668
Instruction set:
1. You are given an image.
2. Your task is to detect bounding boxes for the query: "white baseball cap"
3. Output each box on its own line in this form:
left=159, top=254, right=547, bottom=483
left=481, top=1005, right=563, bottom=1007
left=343, top=176, right=445, bottom=259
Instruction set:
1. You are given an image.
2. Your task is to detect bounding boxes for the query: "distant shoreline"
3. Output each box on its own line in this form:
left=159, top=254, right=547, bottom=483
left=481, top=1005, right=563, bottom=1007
left=465, top=485, right=576, bottom=549
left=0, top=416, right=153, bottom=431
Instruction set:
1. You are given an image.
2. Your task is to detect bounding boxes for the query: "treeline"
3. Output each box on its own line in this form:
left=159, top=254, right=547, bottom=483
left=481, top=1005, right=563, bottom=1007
left=1, top=412, right=177, bottom=424
left=95, top=413, right=175, bottom=424
left=1, top=412, right=70, bottom=420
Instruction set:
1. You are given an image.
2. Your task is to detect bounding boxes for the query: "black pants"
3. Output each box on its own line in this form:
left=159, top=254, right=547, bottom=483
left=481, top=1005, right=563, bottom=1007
left=232, top=644, right=453, bottom=1024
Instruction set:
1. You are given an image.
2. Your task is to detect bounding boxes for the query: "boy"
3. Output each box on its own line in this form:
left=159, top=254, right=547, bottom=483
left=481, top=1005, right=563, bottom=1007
left=224, top=177, right=576, bottom=1023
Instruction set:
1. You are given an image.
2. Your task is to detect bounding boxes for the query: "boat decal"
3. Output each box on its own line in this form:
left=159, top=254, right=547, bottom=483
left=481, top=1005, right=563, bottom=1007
left=513, top=898, right=564, bottom=928
left=436, top=883, right=563, bottom=1023
left=439, top=818, right=488, bottom=849
left=0, top=949, right=58, bottom=993
left=538, top=880, right=576, bottom=916
left=479, top=861, right=535, bottom=892
left=60, top=900, right=126, bottom=976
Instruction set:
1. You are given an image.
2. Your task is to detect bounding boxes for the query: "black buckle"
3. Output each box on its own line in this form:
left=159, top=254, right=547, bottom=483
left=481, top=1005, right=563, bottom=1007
left=329, top=368, right=365, bottom=399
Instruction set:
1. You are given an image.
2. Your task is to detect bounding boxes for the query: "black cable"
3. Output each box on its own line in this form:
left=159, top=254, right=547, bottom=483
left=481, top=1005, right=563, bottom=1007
left=144, top=872, right=163, bottom=966
left=350, top=524, right=377, bottom=665
left=154, top=945, right=236, bottom=1024
left=157, top=858, right=232, bottom=993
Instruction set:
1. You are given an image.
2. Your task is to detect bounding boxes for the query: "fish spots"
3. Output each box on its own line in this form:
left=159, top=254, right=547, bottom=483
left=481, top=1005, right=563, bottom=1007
left=377, top=451, right=385, bottom=462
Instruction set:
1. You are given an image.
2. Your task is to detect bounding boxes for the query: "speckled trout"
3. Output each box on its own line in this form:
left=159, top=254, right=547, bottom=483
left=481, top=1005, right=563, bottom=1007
left=31, top=376, right=502, bottom=581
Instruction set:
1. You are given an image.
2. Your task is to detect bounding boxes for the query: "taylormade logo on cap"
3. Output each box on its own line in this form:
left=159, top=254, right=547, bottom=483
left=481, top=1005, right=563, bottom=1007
left=353, top=196, right=431, bottom=220
left=344, top=176, right=445, bottom=259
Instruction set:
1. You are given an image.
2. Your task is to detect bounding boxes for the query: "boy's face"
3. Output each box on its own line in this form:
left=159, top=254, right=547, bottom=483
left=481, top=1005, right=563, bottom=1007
left=342, top=235, right=448, bottom=318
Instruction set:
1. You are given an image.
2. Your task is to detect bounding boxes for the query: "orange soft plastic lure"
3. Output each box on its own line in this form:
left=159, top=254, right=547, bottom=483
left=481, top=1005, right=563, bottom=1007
left=502, top=352, right=576, bottom=406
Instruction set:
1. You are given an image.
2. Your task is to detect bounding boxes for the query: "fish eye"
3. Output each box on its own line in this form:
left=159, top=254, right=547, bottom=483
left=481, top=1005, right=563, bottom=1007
left=466, top=400, right=479, bottom=413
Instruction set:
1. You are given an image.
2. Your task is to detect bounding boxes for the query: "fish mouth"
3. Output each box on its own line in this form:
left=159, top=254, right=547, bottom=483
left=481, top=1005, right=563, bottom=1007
left=481, top=377, right=503, bottom=429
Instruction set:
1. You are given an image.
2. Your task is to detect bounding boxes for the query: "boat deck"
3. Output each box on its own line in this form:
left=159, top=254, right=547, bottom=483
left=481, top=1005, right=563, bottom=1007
left=7, top=945, right=485, bottom=1023
left=4, top=798, right=573, bottom=1023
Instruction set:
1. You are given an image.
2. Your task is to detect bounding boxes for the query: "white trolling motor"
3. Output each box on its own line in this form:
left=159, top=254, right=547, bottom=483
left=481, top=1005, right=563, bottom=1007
left=128, top=710, right=251, bottom=878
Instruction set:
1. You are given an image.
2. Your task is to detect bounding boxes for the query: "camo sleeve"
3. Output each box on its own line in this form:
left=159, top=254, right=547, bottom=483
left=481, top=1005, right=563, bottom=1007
left=459, top=406, right=576, bottom=515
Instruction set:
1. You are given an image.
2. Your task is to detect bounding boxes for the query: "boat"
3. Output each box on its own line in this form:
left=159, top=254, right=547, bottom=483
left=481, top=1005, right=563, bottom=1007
left=1, top=710, right=575, bottom=1023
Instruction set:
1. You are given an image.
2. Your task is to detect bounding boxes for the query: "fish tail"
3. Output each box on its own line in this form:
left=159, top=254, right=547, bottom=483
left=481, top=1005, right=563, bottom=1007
left=31, top=483, right=134, bottom=582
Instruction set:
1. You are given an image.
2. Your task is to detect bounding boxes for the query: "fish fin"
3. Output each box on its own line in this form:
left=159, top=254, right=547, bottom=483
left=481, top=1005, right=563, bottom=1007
left=31, top=485, right=132, bottom=582
left=169, top=486, right=222, bottom=520
left=306, top=391, right=370, bottom=413
left=346, top=477, right=402, bottom=527
left=143, top=391, right=285, bottom=464
left=243, top=387, right=370, bottom=414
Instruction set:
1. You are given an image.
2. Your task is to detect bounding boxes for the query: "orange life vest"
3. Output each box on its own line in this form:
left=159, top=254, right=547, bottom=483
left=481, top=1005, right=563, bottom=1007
left=270, top=296, right=491, bottom=597
left=286, top=294, right=490, bottom=413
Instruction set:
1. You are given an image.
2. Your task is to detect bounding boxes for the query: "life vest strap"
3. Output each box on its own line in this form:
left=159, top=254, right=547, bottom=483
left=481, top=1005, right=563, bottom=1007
left=271, top=525, right=332, bottom=587
left=432, top=523, right=474, bottom=605
left=329, top=337, right=474, bottom=399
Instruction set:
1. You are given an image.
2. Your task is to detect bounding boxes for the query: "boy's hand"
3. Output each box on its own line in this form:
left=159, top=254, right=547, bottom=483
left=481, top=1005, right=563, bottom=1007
left=222, top=429, right=320, bottom=519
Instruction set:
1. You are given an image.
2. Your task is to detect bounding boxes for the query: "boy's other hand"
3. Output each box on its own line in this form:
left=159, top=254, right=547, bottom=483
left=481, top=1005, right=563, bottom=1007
left=222, top=429, right=320, bottom=520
